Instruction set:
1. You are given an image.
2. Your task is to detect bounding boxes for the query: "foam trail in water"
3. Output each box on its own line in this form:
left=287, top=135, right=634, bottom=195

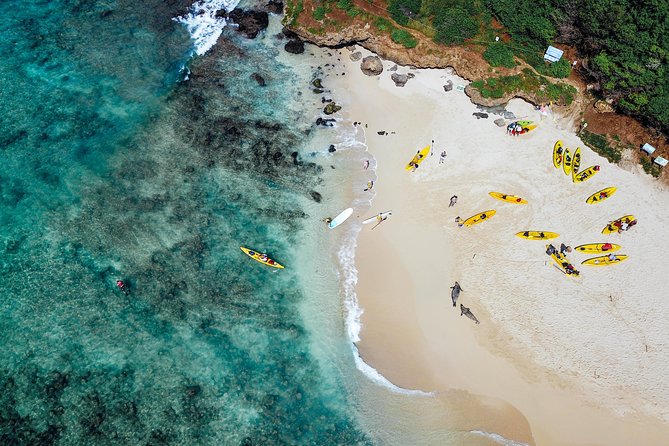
left=470, top=430, right=530, bottom=446
left=174, top=0, right=241, bottom=55
left=334, top=128, right=431, bottom=397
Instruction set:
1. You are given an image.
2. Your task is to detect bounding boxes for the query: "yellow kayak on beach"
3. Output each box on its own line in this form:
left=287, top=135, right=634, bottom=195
left=516, top=231, right=559, bottom=240
left=546, top=245, right=580, bottom=277
left=240, top=247, right=285, bottom=269
left=586, top=187, right=617, bottom=204
left=489, top=192, right=528, bottom=204
left=553, top=140, right=563, bottom=169
left=602, top=215, right=636, bottom=234
left=582, top=255, right=628, bottom=266
left=575, top=243, right=621, bottom=253
left=463, top=210, right=495, bottom=227
left=571, top=147, right=581, bottom=180
left=562, top=147, right=572, bottom=175
left=573, top=165, right=600, bottom=183
left=405, top=145, right=431, bottom=171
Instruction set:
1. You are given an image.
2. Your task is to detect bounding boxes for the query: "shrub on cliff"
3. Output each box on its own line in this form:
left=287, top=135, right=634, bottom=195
left=387, top=0, right=422, bottom=26
left=483, top=42, right=516, bottom=68
left=433, top=7, right=478, bottom=44
left=391, top=29, right=418, bottom=48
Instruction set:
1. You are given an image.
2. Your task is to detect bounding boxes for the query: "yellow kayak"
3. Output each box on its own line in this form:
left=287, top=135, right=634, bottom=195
left=553, top=140, right=563, bottom=169
left=562, top=147, right=572, bottom=175
left=489, top=192, right=527, bottom=204
left=573, top=165, right=600, bottom=183
left=574, top=243, right=621, bottom=253
left=240, top=247, right=285, bottom=269
left=571, top=147, right=581, bottom=180
left=463, top=210, right=496, bottom=227
left=546, top=245, right=580, bottom=276
left=582, top=254, right=628, bottom=266
left=602, top=215, right=636, bottom=234
left=586, top=187, right=617, bottom=204
left=516, top=231, right=559, bottom=240
left=405, top=145, right=431, bottom=171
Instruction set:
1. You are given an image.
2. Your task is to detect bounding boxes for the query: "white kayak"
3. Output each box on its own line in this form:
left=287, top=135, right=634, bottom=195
left=328, top=207, right=353, bottom=229
left=362, top=211, right=392, bottom=224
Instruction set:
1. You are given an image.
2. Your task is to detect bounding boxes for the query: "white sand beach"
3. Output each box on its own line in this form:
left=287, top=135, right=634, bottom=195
left=329, top=46, right=669, bottom=445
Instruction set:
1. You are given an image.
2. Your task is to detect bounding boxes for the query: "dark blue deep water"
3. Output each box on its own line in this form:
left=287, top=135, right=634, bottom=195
left=0, top=0, right=368, bottom=444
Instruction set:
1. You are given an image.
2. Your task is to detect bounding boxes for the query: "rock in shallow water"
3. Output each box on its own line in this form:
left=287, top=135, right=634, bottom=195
left=284, top=39, right=304, bottom=54
left=228, top=9, right=269, bottom=39
left=323, top=102, right=341, bottom=115
left=250, top=73, right=266, bottom=86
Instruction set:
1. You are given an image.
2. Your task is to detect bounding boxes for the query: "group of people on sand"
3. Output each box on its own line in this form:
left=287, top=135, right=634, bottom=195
left=609, top=217, right=637, bottom=233
left=506, top=122, right=530, bottom=136
left=546, top=243, right=579, bottom=275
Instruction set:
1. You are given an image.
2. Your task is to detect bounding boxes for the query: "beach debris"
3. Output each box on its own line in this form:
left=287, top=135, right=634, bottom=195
left=450, top=282, right=463, bottom=307
left=473, top=112, right=489, bottom=119
left=494, top=118, right=506, bottom=127
left=443, top=80, right=453, bottom=92
left=361, top=56, right=383, bottom=76
left=460, top=304, right=480, bottom=324
left=350, top=51, right=362, bottom=61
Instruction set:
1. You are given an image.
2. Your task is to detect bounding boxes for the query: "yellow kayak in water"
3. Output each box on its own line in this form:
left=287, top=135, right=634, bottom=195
left=462, top=210, right=496, bottom=227
left=489, top=192, right=527, bottom=204
left=586, top=187, right=617, bottom=204
left=240, top=247, right=285, bottom=269
left=516, top=231, right=559, bottom=240
left=553, top=140, right=563, bottom=169
left=573, top=165, right=600, bottom=183
left=574, top=243, right=621, bottom=253
left=562, top=147, right=572, bottom=175
left=405, top=145, right=431, bottom=171
left=582, top=254, right=628, bottom=266
left=571, top=147, right=581, bottom=180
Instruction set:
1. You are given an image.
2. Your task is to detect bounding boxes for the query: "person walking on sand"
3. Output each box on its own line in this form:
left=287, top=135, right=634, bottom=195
left=455, top=216, right=463, bottom=227
left=363, top=160, right=369, bottom=170
left=449, top=195, right=458, bottom=207
left=431, top=139, right=434, bottom=156
left=364, top=180, right=374, bottom=191
left=439, top=151, right=447, bottom=164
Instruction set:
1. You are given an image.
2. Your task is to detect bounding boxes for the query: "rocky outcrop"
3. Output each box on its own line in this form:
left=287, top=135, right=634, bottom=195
left=284, top=38, right=305, bottom=54
left=350, top=51, right=362, bottom=61
left=323, top=102, right=341, bottom=115
left=361, top=56, right=383, bottom=76
left=443, top=80, right=453, bottom=92
left=228, top=9, right=269, bottom=39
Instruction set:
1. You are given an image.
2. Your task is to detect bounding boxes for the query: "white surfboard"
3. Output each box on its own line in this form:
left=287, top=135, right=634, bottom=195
left=328, top=207, right=353, bottom=229
left=362, top=211, right=392, bottom=224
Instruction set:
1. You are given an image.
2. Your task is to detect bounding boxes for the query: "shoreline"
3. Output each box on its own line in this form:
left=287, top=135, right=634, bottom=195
left=328, top=45, right=669, bottom=445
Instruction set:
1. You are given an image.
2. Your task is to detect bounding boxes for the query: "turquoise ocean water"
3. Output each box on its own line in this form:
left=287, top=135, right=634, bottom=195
left=0, top=0, right=375, bottom=443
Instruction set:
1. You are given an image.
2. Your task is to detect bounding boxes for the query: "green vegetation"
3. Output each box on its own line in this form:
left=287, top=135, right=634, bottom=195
left=391, top=29, right=418, bottom=48
left=483, top=42, right=516, bottom=68
left=470, top=69, right=576, bottom=104
left=284, top=0, right=304, bottom=26
left=640, top=157, right=662, bottom=178
left=312, top=6, right=326, bottom=20
left=580, top=130, right=622, bottom=163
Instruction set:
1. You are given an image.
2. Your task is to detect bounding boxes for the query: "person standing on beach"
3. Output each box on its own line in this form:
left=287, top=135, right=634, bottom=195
left=455, top=216, right=463, bottom=227
left=431, top=139, right=434, bottom=156
left=364, top=180, right=374, bottom=191
left=363, top=160, right=369, bottom=170
left=449, top=195, right=457, bottom=207
left=439, top=151, right=447, bottom=164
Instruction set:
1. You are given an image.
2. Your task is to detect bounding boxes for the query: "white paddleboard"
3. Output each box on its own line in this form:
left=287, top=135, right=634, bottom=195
left=328, top=207, right=353, bottom=229
left=362, top=211, right=392, bottom=224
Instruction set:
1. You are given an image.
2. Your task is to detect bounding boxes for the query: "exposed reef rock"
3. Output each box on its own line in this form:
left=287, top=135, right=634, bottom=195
left=391, top=73, right=409, bottom=87
left=443, top=80, right=453, bottom=92
left=323, top=102, right=341, bottom=115
left=228, top=9, right=269, bottom=39
left=284, top=38, right=305, bottom=54
left=349, top=51, right=362, bottom=61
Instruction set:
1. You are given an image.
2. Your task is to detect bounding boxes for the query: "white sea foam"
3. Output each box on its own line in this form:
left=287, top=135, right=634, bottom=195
left=174, top=0, right=241, bottom=56
left=469, top=430, right=530, bottom=446
left=332, top=128, right=431, bottom=397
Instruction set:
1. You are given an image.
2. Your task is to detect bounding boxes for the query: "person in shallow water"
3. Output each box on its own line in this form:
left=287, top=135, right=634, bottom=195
left=116, top=280, right=129, bottom=295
